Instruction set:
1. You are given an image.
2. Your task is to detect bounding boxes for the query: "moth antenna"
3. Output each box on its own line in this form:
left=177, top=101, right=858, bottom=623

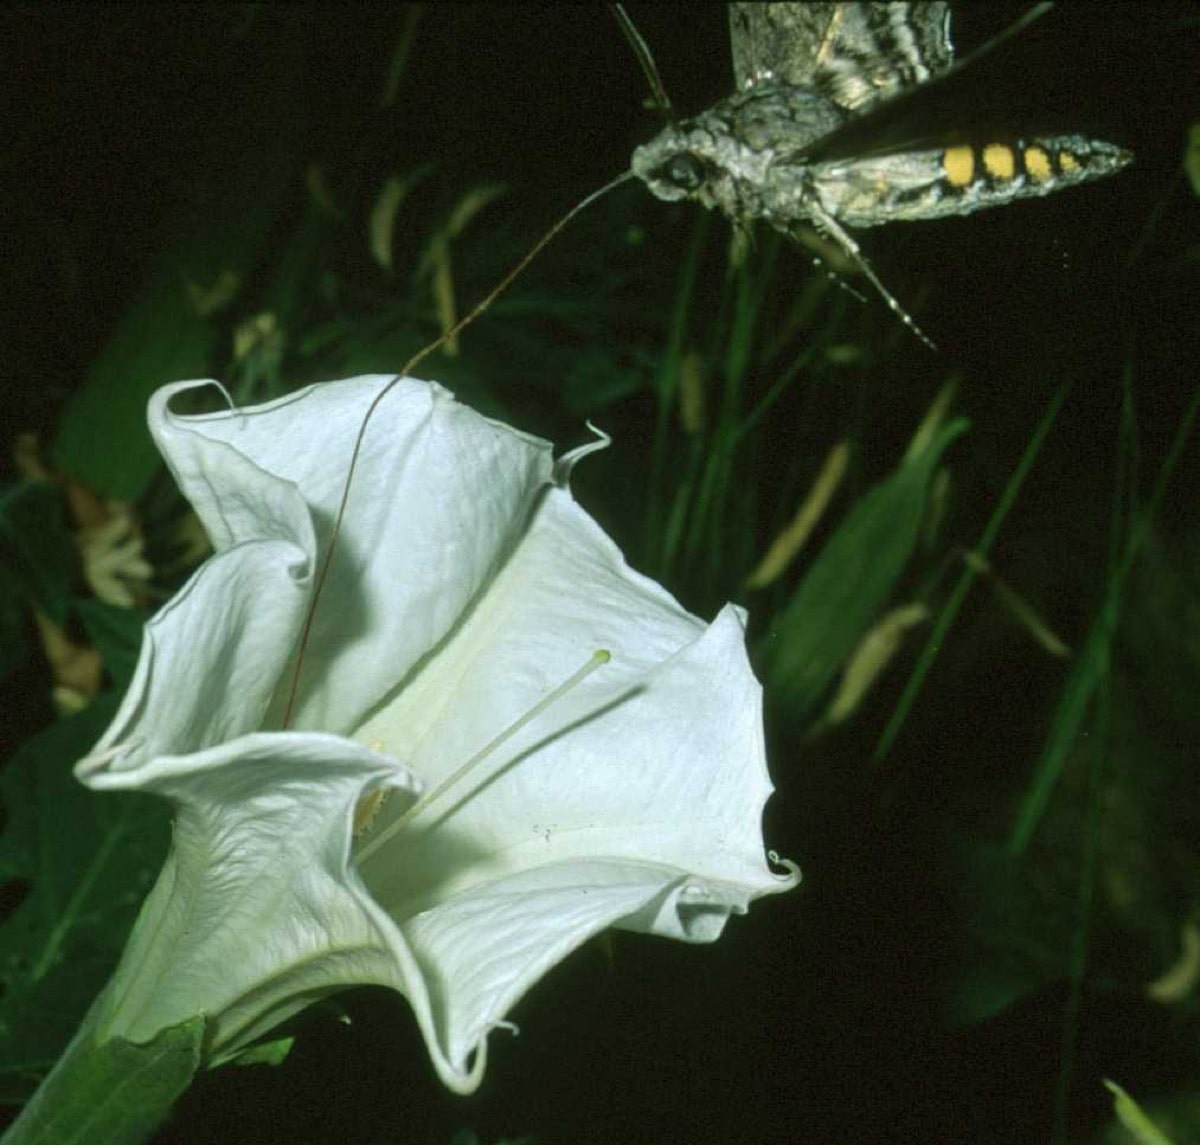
left=281, top=170, right=634, bottom=728
left=611, top=4, right=675, bottom=122
left=801, top=204, right=937, bottom=351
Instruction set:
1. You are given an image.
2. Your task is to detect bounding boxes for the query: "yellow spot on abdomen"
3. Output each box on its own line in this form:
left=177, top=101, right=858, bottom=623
left=1024, top=146, right=1052, bottom=182
left=983, top=144, right=1016, bottom=180
left=1059, top=151, right=1081, bottom=172
left=943, top=146, right=974, bottom=187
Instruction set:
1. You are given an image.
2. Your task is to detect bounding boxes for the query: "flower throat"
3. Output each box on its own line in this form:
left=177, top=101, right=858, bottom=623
left=353, top=650, right=611, bottom=865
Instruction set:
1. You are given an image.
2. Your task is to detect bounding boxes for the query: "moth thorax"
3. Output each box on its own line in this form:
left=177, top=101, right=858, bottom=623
left=631, top=83, right=846, bottom=210
left=718, top=84, right=847, bottom=152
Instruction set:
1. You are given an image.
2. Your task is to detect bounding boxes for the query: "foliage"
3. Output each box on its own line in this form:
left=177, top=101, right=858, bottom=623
left=2, top=5, right=1197, bottom=1143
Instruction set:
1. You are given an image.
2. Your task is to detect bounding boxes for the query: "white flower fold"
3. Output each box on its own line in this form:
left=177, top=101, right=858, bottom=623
left=78, top=375, right=797, bottom=1093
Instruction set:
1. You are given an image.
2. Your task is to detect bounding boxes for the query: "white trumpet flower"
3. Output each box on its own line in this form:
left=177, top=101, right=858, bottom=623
left=77, top=375, right=798, bottom=1094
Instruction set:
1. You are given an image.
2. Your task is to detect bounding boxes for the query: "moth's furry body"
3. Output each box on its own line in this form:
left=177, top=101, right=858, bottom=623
left=628, top=2, right=1132, bottom=341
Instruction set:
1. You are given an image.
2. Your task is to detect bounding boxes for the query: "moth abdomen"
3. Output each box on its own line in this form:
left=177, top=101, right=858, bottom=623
left=808, top=135, right=1133, bottom=228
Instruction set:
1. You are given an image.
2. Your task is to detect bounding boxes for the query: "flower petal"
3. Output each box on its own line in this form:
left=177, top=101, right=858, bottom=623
left=352, top=489, right=796, bottom=1087
left=81, top=382, right=318, bottom=769
left=85, top=536, right=313, bottom=772
left=390, top=860, right=701, bottom=1092
left=151, top=376, right=555, bottom=734
left=356, top=490, right=782, bottom=899
left=79, top=376, right=795, bottom=1099
left=78, top=731, right=421, bottom=1061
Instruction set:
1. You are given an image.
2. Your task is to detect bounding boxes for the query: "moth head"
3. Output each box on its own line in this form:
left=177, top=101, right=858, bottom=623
left=639, top=150, right=719, bottom=201
left=631, top=132, right=726, bottom=205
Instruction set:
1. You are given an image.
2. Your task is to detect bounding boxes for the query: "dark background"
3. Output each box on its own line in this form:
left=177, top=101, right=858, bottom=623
left=5, top=2, right=1188, bottom=430
left=2, top=4, right=1197, bottom=1143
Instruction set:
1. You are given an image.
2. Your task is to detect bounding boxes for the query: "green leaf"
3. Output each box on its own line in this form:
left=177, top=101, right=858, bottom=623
left=0, top=481, right=76, bottom=618
left=0, top=695, right=171, bottom=1093
left=1104, top=1080, right=1177, bottom=1145
left=0, top=562, right=32, bottom=685
left=1007, top=607, right=1115, bottom=854
left=227, top=1037, right=295, bottom=1069
left=938, top=836, right=1067, bottom=1029
left=3, top=1017, right=204, bottom=1145
left=52, top=37, right=306, bottom=500
left=1010, top=373, right=1200, bottom=853
left=73, top=600, right=145, bottom=693
left=561, top=345, right=647, bottom=418
left=761, top=418, right=969, bottom=721
left=874, top=378, right=1071, bottom=765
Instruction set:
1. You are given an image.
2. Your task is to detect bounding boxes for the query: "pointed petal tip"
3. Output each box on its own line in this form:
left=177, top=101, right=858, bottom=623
left=767, top=850, right=802, bottom=892
left=74, top=738, right=142, bottom=783
left=554, top=421, right=612, bottom=487
left=149, top=378, right=237, bottom=427
left=433, top=1033, right=491, bottom=1096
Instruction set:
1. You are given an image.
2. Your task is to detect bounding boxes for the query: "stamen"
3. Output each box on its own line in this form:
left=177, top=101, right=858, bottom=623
left=354, top=650, right=611, bottom=863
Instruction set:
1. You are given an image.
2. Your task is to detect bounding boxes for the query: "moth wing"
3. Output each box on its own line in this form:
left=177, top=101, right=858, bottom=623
left=729, top=3, right=836, bottom=92
left=729, top=2, right=955, bottom=114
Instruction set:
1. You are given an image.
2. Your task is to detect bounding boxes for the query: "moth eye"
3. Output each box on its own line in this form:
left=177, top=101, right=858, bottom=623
left=658, top=152, right=709, bottom=192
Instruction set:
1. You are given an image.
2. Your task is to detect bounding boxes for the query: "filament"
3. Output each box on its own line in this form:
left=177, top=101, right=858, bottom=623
left=354, top=649, right=611, bottom=864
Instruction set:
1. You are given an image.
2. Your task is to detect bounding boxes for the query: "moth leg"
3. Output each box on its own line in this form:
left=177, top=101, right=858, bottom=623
left=803, top=201, right=936, bottom=351
left=784, top=223, right=869, bottom=303
left=728, top=215, right=759, bottom=272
